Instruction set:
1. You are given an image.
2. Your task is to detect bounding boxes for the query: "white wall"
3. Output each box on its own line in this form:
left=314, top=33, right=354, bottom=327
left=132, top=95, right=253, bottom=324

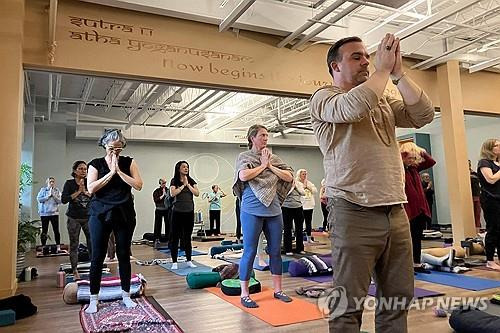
left=32, top=125, right=326, bottom=244
left=398, top=115, right=500, bottom=226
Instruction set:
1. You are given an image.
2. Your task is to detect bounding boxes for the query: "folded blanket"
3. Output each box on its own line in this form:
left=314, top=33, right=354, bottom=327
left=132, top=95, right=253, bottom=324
left=77, top=273, right=143, bottom=287
left=77, top=283, right=143, bottom=303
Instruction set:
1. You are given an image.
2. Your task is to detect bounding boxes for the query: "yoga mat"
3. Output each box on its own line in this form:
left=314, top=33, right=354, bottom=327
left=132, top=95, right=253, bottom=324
left=223, top=256, right=293, bottom=272
left=159, top=261, right=212, bottom=276
left=158, top=249, right=207, bottom=257
left=205, top=286, right=323, bottom=326
left=36, top=249, right=69, bottom=257
left=80, top=296, right=183, bottom=333
left=368, top=284, right=444, bottom=299
left=415, top=271, right=500, bottom=291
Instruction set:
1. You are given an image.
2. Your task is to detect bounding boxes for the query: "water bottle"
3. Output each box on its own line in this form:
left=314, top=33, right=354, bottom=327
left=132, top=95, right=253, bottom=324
left=24, top=267, right=32, bottom=282
left=56, top=269, right=66, bottom=288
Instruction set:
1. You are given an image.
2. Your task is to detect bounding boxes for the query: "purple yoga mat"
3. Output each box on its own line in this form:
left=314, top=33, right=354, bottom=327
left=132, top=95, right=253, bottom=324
left=367, top=284, right=443, bottom=298
left=301, top=277, right=444, bottom=299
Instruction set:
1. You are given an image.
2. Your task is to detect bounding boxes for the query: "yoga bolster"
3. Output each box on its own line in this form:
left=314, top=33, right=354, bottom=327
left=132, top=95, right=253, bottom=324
left=221, top=277, right=261, bottom=296
left=288, top=261, right=309, bottom=277
left=449, top=307, right=500, bottom=333
left=63, top=282, right=78, bottom=304
left=422, top=247, right=465, bottom=258
left=186, top=272, right=221, bottom=289
left=209, top=244, right=244, bottom=257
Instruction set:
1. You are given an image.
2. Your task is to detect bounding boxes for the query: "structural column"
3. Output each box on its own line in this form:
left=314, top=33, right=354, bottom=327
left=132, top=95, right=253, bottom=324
left=437, top=60, right=475, bottom=245
left=0, top=0, right=25, bottom=298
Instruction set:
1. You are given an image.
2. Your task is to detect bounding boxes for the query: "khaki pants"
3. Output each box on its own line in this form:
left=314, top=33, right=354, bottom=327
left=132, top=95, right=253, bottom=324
left=328, top=197, right=414, bottom=333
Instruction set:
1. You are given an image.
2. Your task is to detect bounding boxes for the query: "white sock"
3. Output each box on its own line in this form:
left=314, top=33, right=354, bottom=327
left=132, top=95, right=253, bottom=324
left=186, top=261, right=197, bottom=268
left=85, top=294, right=98, bottom=314
left=57, top=244, right=61, bottom=252
left=171, top=262, right=178, bottom=270
left=122, top=290, right=137, bottom=308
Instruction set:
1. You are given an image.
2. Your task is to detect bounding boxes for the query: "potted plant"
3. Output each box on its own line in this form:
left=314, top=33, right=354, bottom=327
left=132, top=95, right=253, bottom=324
left=16, top=163, right=40, bottom=277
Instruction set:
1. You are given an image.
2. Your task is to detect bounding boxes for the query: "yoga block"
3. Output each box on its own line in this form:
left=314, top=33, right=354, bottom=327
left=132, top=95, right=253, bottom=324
left=0, top=310, right=15, bottom=327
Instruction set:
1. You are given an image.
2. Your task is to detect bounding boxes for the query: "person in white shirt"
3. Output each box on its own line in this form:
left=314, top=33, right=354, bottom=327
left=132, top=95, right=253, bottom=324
left=297, top=169, right=318, bottom=243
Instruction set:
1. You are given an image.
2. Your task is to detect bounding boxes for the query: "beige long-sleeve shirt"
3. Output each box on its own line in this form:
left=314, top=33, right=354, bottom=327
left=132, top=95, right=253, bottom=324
left=310, top=84, right=434, bottom=207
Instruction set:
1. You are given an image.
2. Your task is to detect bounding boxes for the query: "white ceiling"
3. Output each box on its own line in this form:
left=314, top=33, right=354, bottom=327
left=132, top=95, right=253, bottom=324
left=26, top=0, right=500, bottom=142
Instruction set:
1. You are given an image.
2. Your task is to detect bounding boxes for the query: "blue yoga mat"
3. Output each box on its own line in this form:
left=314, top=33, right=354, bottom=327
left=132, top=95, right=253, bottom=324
left=415, top=271, right=500, bottom=291
left=158, top=249, right=207, bottom=257
left=159, top=261, right=212, bottom=276
left=224, top=256, right=294, bottom=272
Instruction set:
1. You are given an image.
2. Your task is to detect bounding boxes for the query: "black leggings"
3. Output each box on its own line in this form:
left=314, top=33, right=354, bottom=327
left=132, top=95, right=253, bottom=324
left=209, top=210, right=221, bottom=235
left=153, top=209, right=170, bottom=241
left=321, top=202, right=329, bottom=231
left=481, top=195, right=500, bottom=261
left=89, top=210, right=136, bottom=294
left=169, top=210, right=194, bottom=262
left=40, top=215, right=60, bottom=245
left=282, top=207, right=304, bottom=253
left=303, top=209, right=313, bottom=236
left=410, top=214, right=429, bottom=264
left=235, top=198, right=241, bottom=239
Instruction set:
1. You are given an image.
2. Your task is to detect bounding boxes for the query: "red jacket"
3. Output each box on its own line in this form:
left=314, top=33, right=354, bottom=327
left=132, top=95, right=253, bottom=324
left=403, top=152, right=436, bottom=221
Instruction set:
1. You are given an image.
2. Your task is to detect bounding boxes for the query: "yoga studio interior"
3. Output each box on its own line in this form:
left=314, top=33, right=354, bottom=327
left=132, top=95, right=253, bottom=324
left=2, top=0, right=500, bottom=332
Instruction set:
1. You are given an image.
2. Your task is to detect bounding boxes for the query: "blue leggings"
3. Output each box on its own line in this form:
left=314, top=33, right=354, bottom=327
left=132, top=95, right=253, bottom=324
left=239, top=211, right=283, bottom=281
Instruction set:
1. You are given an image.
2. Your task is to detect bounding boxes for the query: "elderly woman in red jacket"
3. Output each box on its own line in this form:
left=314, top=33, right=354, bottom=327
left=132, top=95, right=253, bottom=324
left=400, top=142, right=436, bottom=268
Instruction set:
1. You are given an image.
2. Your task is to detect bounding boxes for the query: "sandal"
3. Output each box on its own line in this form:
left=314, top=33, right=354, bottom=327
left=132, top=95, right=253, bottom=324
left=241, top=296, right=259, bottom=308
left=274, top=290, right=292, bottom=303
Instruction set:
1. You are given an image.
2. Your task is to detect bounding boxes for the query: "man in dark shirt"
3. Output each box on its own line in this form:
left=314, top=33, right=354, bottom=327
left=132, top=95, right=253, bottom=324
left=153, top=178, right=170, bottom=247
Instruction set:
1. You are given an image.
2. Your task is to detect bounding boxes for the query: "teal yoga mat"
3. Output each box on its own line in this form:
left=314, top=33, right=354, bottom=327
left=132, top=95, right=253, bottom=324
left=159, top=261, right=212, bottom=276
left=158, top=249, right=207, bottom=257
left=415, top=271, right=500, bottom=291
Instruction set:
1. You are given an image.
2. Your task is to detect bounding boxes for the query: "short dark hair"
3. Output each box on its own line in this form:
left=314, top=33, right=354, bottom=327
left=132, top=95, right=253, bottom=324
left=326, top=36, right=363, bottom=77
left=71, top=160, right=87, bottom=178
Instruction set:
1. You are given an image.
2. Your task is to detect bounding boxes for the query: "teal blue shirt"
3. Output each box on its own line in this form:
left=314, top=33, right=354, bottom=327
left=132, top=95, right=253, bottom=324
left=209, top=192, right=222, bottom=210
left=241, top=184, right=281, bottom=217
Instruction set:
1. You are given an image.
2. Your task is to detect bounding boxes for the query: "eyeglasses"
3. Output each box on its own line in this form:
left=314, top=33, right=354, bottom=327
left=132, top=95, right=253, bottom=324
left=106, top=145, right=124, bottom=152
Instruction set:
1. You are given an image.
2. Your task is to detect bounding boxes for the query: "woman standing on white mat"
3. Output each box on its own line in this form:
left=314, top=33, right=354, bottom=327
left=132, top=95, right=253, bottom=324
left=169, top=160, right=199, bottom=270
left=297, top=169, right=318, bottom=243
left=85, top=129, right=143, bottom=314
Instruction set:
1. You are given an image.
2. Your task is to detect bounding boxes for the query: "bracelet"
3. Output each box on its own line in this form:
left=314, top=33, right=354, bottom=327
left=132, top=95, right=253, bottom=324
left=392, top=72, right=407, bottom=86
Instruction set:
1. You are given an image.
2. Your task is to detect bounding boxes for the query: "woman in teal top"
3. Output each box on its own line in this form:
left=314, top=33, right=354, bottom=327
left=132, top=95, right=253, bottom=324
left=208, top=185, right=226, bottom=236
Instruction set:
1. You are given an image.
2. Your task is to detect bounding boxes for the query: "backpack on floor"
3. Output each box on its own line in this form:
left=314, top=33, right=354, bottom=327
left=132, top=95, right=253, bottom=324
left=221, top=277, right=261, bottom=296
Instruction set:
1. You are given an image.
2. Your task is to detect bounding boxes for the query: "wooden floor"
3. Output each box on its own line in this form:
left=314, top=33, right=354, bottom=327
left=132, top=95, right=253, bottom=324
left=2, top=234, right=499, bottom=333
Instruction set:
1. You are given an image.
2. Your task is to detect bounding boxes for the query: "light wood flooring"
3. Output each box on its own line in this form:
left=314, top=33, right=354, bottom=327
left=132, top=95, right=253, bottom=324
left=2, top=234, right=499, bottom=333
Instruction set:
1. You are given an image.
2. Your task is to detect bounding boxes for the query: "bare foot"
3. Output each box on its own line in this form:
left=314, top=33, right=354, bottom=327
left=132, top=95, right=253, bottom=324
left=73, top=270, right=81, bottom=280
left=486, top=261, right=500, bottom=271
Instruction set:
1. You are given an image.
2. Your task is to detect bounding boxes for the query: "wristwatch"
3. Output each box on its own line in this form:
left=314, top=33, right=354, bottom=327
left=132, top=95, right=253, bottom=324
left=392, top=72, right=407, bottom=86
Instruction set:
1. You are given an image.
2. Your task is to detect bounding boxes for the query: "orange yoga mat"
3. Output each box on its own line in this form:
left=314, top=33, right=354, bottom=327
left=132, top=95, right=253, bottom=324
left=205, top=287, right=324, bottom=326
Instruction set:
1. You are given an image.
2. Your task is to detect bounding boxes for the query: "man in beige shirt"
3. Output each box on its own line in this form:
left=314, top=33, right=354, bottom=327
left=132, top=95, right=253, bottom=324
left=310, top=34, right=434, bottom=332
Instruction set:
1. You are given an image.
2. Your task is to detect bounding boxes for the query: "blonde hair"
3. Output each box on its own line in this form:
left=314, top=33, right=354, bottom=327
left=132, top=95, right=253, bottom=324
left=399, top=142, right=425, bottom=164
left=480, top=138, right=499, bottom=161
left=296, top=169, right=307, bottom=181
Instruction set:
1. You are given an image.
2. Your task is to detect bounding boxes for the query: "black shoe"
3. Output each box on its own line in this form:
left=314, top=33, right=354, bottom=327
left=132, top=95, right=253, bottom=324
left=241, top=296, right=259, bottom=308
left=274, top=291, right=292, bottom=303
left=414, top=265, right=431, bottom=274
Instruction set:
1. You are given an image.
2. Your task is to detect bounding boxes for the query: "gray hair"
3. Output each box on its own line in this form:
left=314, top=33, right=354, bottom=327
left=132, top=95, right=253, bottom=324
left=98, top=128, right=127, bottom=148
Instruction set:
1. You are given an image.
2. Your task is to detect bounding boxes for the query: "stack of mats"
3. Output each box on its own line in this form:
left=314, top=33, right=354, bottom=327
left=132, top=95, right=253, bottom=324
left=77, top=273, right=146, bottom=303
